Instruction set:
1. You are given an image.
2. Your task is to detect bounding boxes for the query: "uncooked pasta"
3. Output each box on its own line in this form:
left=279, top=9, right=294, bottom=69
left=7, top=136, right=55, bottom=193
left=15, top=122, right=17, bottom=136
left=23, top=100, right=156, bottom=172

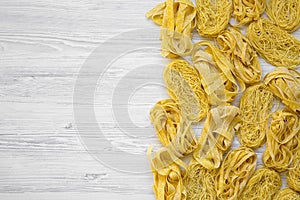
left=287, top=151, right=300, bottom=192
left=246, top=18, right=300, bottom=68
left=266, top=0, right=300, bottom=32
left=217, top=28, right=261, bottom=85
left=240, top=168, right=281, bottom=200
left=163, top=59, right=209, bottom=122
left=146, top=0, right=196, bottom=57
left=193, top=105, right=240, bottom=169
left=195, top=0, right=232, bottom=37
left=192, top=41, right=244, bottom=106
left=264, top=67, right=300, bottom=114
left=150, top=99, right=181, bottom=146
left=233, top=0, right=266, bottom=26
left=273, top=188, right=300, bottom=200
left=216, top=146, right=257, bottom=200
left=237, top=84, right=273, bottom=148
left=184, top=159, right=218, bottom=200
left=263, top=109, right=300, bottom=172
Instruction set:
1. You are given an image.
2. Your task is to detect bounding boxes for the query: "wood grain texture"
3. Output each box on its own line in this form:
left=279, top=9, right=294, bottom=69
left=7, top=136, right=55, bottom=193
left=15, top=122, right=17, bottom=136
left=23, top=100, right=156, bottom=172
left=0, top=0, right=299, bottom=199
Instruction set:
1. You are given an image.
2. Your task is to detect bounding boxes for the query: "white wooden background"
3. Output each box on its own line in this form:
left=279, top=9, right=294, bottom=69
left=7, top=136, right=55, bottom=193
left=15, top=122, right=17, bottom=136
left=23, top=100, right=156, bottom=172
left=0, top=0, right=299, bottom=199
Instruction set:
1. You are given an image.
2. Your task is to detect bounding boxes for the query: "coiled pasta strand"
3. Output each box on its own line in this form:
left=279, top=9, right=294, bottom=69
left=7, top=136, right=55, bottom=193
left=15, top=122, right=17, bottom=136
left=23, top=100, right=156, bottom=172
left=273, top=188, right=300, bottom=200
left=287, top=151, right=300, bottom=192
left=237, top=84, right=273, bottom=148
left=217, top=27, right=261, bottom=85
left=246, top=18, right=300, bottom=68
left=216, top=146, right=257, bottom=200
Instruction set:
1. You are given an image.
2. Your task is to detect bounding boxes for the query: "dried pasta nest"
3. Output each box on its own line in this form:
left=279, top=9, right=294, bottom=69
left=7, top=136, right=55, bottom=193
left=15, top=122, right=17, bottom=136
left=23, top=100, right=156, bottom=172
left=240, top=168, right=281, bottom=200
left=246, top=18, right=300, bottom=68
left=237, top=84, right=273, bottom=148
left=263, top=109, right=300, bottom=172
left=192, top=41, right=244, bottom=106
left=233, top=0, right=266, bottom=26
left=216, top=146, right=257, bottom=200
left=273, top=188, right=300, bottom=200
left=266, top=0, right=300, bottom=33
left=195, top=0, right=232, bottom=37
left=184, top=158, right=218, bottom=200
left=163, top=59, right=209, bottom=122
left=287, top=151, right=300, bottom=192
left=146, top=0, right=196, bottom=58
left=217, top=27, right=261, bottom=85
left=193, top=105, right=240, bottom=169
left=150, top=99, right=181, bottom=146
left=264, top=67, right=300, bottom=114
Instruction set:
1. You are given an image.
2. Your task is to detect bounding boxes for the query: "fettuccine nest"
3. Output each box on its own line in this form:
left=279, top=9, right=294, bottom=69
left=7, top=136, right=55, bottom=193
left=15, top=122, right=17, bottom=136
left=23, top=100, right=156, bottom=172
left=240, top=168, right=281, bottom=200
left=237, top=84, right=273, bottom=148
left=287, top=151, right=300, bottom=192
left=266, top=0, right=300, bottom=33
left=246, top=18, right=300, bottom=68
left=273, top=188, right=300, bottom=200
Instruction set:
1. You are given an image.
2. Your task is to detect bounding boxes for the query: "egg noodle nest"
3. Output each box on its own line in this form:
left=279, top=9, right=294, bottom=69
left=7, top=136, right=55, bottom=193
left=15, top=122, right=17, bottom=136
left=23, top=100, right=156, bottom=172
left=273, top=188, right=300, bottom=200
left=287, top=151, right=300, bottom=192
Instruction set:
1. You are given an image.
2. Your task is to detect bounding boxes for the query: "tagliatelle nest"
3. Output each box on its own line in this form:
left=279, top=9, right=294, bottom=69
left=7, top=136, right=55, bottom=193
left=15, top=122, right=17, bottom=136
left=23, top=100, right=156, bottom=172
left=246, top=18, right=300, bottom=68
left=163, top=59, right=209, bottom=122
left=217, top=28, right=261, bottom=85
left=263, top=109, right=300, bottom=172
left=195, top=0, right=232, bottom=37
left=233, top=0, right=266, bottom=26
left=146, top=0, right=196, bottom=58
left=273, top=188, right=300, bottom=200
left=287, top=151, right=300, bottom=192
left=193, top=105, right=240, bottom=169
left=216, top=146, right=257, bottom=200
left=237, top=84, right=273, bottom=148
left=150, top=99, right=181, bottom=146
left=184, top=159, right=218, bottom=200
left=264, top=67, right=300, bottom=114
left=266, top=0, right=300, bottom=33
left=192, top=41, right=244, bottom=106
left=240, top=168, right=281, bottom=200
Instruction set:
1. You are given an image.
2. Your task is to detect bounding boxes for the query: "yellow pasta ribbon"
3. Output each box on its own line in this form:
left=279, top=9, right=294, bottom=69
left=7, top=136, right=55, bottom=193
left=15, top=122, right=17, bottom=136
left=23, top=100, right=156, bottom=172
left=264, top=67, right=300, bottom=114
left=192, top=41, right=244, bottom=106
left=150, top=99, right=181, bottom=146
left=233, top=0, right=266, bottom=26
left=146, top=0, right=196, bottom=58
left=273, top=188, right=300, bottom=200
left=216, top=146, right=257, bottom=200
left=217, top=28, right=261, bottom=85
left=193, top=105, right=240, bottom=170
left=163, top=59, right=209, bottom=122
left=287, top=151, right=300, bottom=192
left=195, top=0, right=232, bottom=37
left=266, top=0, right=300, bottom=33
left=240, top=168, right=281, bottom=200
left=246, top=18, right=300, bottom=68
left=263, top=109, right=300, bottom=172
left=237, top=84, right=273, bottom=148
left=184, top=158, right=218, bottom=200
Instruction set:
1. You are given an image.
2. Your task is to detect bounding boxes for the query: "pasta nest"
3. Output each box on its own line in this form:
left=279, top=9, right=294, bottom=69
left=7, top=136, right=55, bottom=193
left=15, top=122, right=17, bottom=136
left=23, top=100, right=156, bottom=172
left=263, top=109, right=300, bottom=172
left=192, top=41, right=244, bottom=106
left=216, top=146, right=257, bottom=200
left=146, top=0, right=196, bottom=58
left=287, top=151, right=300, bottom=192
left=195, top=0, right=232, bottom=37
left=193, top=105, right=240, bottom=169
left=217, top=27, right=261, bottom=85
left=264, top=67, right=300, bottom=114
left=273, top=188, right=300, bottom=200
left=184, top=159, right=218, bottom=200
left=163, top=59, right=209, bottom=122
left=240, top=168, right=281, bottom=200
left=246, top=18, right=300, bottom=68
left=237, top=83, right=273, bottom=148
left=233, top=0, right=266, bottom=26
left=266, top=0, right=300, bottom=33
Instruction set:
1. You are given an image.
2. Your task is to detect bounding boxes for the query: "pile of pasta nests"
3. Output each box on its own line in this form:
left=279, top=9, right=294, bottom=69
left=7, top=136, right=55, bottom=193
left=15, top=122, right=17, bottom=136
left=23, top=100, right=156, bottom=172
left=145, top=0, right=300, bottom=200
